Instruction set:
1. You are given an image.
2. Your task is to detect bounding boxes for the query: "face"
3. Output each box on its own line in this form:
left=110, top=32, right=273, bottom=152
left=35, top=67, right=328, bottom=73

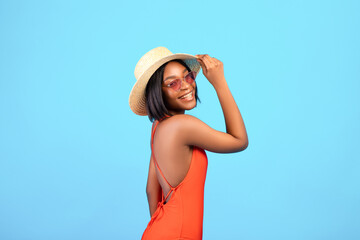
left=162, top=61, right=197, bottom=115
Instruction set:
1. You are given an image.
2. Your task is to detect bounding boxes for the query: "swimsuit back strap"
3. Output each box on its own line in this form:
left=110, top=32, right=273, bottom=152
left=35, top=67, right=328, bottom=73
left=151, top=120, right=175, bottom=193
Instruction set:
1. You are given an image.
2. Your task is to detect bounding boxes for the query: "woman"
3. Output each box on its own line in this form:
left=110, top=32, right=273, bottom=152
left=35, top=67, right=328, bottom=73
left=129, top=47, right=248, bottom=240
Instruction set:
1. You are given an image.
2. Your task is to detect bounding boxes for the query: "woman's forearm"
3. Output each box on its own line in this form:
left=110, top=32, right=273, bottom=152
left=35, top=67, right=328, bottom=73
left=195, top=54, right=248, bottom=148
left=214, top=78, right=248, bottom=146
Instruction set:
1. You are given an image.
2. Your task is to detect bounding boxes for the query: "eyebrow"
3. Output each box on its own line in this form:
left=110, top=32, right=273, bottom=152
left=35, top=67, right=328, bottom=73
left=163, top=68, right=188, bottom=82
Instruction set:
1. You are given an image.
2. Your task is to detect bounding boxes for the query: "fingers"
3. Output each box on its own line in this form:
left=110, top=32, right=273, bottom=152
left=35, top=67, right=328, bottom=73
left=195, top=54, right=224, bottom=85
left=197, top=54, right=219, bottom=65
left=196, top=54, right=215, bottom=71
left=195, top=55, right=207, bottom=72
left=201, top=57, right=212, bottom=71
left=197, top=54, right=212, bottom=66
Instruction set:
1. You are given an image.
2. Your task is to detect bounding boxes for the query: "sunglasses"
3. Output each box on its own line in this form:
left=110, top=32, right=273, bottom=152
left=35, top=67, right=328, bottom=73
left=163, top=71, right=197, bottom=92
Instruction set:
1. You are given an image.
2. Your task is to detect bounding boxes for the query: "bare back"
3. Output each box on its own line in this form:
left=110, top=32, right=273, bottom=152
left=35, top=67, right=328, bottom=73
left=152, top=118, right=194, bottom=203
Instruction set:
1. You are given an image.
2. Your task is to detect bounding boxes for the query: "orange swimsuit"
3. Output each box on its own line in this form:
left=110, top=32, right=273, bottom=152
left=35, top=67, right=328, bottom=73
left=141, top=117, right=208, bottom=240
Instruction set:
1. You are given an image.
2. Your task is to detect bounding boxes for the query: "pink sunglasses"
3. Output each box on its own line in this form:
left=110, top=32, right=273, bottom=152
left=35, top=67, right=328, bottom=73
left=163, top=71, right=197, bottom=92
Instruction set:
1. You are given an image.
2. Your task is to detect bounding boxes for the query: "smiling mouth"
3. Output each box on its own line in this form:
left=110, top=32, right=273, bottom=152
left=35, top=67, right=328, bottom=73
left=179, top=91, right=194, bottom=100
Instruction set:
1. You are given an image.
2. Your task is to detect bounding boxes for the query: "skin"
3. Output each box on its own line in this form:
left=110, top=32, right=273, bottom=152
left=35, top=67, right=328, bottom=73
left=146, top=54, right=249, bottom=218
left=161, top=61, right=197, bottom=115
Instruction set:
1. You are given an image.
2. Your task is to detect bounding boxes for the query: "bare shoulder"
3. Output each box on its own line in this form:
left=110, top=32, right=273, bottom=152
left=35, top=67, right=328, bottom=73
left=167, top=114, right=203, bottom=124
left=152, top=115, right=197, bottom=148
left=161, top=114, right=204, bottom=131
left=160, top=114, right=212, bottom=146
left=156, top=114, right=205, bottom=139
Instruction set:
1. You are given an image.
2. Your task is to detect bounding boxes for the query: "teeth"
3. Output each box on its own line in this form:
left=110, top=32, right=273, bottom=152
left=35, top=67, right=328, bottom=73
left=181, top=92, right=192, bottom=99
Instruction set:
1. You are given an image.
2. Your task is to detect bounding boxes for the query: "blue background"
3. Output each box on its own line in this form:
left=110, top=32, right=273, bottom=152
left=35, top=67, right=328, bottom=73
left=1, top=0, right=359, bottom=239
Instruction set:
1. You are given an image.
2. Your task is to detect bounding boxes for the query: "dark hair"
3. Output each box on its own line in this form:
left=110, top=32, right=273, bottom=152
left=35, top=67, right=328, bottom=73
left=145, top=59, right=201, bottom=122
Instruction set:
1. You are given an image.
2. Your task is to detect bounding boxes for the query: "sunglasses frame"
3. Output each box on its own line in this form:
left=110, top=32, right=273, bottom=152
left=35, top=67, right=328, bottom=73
left=163, top=71, right=197, bottom=92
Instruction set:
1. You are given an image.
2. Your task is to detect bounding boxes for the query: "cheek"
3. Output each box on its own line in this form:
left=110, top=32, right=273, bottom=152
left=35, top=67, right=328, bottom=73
left=163, top=88, right=175, bottom=97
left=162, top=89, right=175, bottom=103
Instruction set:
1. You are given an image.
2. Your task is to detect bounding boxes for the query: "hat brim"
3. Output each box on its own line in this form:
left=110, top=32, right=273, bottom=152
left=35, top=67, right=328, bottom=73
left=129, top=53, right=201, bottom=116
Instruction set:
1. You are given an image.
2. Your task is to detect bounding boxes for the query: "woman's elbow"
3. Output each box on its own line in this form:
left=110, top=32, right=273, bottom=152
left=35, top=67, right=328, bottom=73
left=242, top=140, right=249, bottom=151
left=236, top=138, right=249, bottom=152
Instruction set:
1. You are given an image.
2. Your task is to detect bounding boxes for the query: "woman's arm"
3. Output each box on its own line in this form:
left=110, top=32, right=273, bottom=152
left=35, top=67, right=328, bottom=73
left=167, top=54, right=248, bottom=153
left=146, top=153, right=162, bottom=217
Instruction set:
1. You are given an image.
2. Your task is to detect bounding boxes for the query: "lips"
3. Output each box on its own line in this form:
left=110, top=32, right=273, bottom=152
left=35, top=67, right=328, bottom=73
left=179, top=91, right=193, bottom=99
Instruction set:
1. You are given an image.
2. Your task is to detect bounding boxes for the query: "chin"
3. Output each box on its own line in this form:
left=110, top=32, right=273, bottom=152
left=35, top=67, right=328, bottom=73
left=183, top=101, right=197, bottom=111
left=167, top=100, right=197, bottom=114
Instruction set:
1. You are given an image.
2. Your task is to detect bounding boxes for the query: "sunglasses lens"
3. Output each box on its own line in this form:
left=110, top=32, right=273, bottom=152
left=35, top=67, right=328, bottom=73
left=170, top=79, right=182, bottom=91
left=166, top=72, right=196, bottom=91
left=185, top=71, right=196, bottom=83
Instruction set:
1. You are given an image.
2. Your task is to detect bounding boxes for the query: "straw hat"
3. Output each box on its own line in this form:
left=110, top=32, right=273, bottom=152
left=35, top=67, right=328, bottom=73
left=129, top=46, right=201, bottom=116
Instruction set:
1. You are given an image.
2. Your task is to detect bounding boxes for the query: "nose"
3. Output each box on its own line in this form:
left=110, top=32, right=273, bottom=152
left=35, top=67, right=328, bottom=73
left=180, top=78, right=192, bottom=90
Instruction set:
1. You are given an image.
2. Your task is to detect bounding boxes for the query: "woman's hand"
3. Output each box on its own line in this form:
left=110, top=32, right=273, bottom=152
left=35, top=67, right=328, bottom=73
left=195, top=54, right=225, bottom=88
